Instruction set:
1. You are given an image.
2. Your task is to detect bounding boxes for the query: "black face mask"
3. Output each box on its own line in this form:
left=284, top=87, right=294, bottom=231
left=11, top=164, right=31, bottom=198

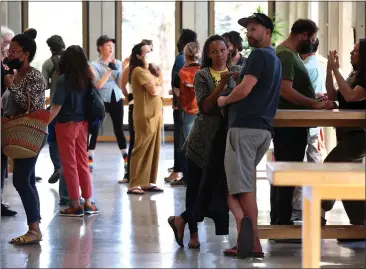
left=4, top=56, right=24, bottom=70
left=298, top=39, right=313, bottom=54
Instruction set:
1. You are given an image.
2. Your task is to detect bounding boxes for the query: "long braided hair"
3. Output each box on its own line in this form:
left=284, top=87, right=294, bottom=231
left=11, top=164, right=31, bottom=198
left=200, top=35, right=232, bottom=70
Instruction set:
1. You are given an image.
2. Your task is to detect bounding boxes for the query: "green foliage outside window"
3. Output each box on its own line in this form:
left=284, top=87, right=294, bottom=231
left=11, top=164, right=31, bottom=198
left=242, top=6, right=287, bottom=57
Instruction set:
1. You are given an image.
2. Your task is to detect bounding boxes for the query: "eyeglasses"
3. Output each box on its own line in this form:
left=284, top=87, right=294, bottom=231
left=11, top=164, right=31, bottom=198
left=7, top=49, right=23, bottom=56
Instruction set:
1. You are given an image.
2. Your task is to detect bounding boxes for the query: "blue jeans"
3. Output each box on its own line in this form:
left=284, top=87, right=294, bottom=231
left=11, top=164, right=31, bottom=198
left=48, top=117, right=61, bottom=170
left=182, top=112, right=195, bottom=139
left=12, top=136, right=47, bottom=224
left=1, top=149, right=7, bottom=192
left=181, top=111, right=196, bottom=180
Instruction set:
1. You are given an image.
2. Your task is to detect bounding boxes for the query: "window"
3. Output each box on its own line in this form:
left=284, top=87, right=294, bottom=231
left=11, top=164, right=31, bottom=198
left=28, top=1, right=83, bottom=73
left=215, top=1, right=268, bottom=35
left=121, top=1, right=175, bottom=98
left=214, top=1, right=268, bottom=56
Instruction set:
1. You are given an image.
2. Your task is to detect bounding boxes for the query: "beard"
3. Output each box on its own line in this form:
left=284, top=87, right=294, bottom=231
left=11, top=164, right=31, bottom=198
left=297, top=39, right=313, bottom=54
left=248, top=38, right=260, bottom=48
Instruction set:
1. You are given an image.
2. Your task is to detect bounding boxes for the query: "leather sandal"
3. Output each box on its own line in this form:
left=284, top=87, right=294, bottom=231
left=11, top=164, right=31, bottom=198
left=9, top=230, right=42, bottom=245
left=127, top=187, right=145, bottom=195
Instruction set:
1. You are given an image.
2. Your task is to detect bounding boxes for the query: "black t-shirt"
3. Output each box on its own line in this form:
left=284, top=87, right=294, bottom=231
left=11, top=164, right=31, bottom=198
left=52, top=75, right=87, bottom=123
left=337, top=72, right=366, bottom=134
left=227, top=47, right=282, bottom=136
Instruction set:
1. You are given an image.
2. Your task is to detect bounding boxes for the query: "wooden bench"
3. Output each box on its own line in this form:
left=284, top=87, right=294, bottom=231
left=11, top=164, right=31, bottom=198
left=266, top=162, right=365, bottom=268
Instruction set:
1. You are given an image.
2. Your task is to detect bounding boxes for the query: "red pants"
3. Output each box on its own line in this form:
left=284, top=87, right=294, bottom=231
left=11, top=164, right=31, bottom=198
left=55, top=121, right=92, bottom=200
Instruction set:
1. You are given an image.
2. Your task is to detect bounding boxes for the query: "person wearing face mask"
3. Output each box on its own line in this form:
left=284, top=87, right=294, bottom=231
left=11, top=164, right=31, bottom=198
left=2, top=31, right=47, bottom=244
left=88, top=35, right=127, bottom=174
left=271, top=19, right=335, bottom=227
left=127, top=42, right=164, bottom=195
left=118, top=39, right=162, bottom=184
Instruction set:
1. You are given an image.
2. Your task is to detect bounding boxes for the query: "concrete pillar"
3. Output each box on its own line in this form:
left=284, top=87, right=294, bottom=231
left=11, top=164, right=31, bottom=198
left=338, top=1, right=353, bottom=75
left=354, top=1, right=366, bottom=41
left=182, top=1, right=208, bottom=48
left=275, top=1, right=290, bottom=38
left=317, top=2, right=328, bottom=58
left=88, top=1, right=115, bottom=61
left=0, top=1, right=22, bottom=34
left=296, top=1, right=309, bottom=19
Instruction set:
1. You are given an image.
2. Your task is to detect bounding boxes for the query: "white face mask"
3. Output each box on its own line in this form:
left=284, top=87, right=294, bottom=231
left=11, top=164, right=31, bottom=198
left=144, top=52, right=155, bottom=64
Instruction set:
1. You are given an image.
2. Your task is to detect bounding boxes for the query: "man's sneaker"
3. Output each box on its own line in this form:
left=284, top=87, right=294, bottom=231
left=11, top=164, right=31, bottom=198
left=60, top=206, right=84, bottom=217
left=123, top=153, right=128, bottom=171
left=88, top=156, right=94, bottom=172
left=48, top=169, right=61, bottom=184
left=84, top=202, right=99, bottom=215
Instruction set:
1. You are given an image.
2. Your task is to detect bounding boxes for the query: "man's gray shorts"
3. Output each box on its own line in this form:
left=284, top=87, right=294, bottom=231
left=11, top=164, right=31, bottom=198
left=225, top=128, right=271, bottom=195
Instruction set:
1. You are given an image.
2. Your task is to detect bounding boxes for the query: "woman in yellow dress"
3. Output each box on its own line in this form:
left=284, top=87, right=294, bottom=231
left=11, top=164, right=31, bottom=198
left=127, top=42, right=164, bottom=195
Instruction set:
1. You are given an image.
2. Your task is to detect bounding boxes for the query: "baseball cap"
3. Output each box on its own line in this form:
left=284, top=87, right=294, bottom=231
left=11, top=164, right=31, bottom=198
left=96, top=35, right=116, bottom=47
left=238, top=13, right=274, bottom=33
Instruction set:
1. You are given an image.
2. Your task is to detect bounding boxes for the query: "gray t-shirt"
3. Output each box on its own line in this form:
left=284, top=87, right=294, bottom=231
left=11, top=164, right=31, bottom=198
left=2, top=89, right=23, bottom=117
left=42, top=56, right=60, bottom=102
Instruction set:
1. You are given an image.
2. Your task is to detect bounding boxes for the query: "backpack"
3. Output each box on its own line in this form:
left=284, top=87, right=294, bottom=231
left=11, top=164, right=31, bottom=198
left=84, top=83, right=106, bottom=132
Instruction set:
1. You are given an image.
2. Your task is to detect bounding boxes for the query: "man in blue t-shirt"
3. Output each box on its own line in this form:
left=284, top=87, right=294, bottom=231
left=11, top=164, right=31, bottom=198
left=218, top=13, right=282, bottom=257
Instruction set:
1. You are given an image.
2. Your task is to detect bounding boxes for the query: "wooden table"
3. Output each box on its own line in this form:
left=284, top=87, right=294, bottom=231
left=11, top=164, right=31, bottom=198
left=274, top=109, right=366, bottom=127
left=266, top=162, right=365, bottom=268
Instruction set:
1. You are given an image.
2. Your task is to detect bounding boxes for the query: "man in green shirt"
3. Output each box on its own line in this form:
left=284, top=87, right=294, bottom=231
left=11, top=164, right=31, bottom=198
left=271, top=19, right=334, bottom=226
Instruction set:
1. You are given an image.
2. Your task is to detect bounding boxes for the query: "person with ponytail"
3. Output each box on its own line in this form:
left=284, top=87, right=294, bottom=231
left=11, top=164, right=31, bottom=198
left=168, top=35, right=241, bottom=249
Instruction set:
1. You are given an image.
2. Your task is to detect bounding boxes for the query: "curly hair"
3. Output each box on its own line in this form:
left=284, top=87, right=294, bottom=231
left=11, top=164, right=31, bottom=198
left=200, top=35, right=231, bottom=69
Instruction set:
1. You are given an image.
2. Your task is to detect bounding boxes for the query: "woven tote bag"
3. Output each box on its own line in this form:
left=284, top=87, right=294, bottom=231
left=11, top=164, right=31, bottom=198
left=1, top=100, right=50, bottom=159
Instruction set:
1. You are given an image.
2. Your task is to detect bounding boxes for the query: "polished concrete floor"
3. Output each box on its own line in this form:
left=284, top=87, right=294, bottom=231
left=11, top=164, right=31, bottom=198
left=1, top=143, right=365, bottom=268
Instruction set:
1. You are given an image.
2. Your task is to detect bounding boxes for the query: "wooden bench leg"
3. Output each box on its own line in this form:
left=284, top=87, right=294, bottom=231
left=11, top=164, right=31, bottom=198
left=302, top=187, right=321, bottom=268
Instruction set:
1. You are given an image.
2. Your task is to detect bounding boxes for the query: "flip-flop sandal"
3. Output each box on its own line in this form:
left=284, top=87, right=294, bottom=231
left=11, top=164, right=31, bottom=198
left=168, top=216, right=184, bottom=247
left=127, top=187, right=145, bottom=195
left=145, top=186, right=164, bottom=193
left=223, top=246, right=237, bottom=257
left=237, top=217, right=254, bottom=259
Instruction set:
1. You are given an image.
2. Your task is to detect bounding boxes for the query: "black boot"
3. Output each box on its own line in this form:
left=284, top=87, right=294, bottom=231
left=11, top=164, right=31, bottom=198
left=48, top=169, right=61, bottom=184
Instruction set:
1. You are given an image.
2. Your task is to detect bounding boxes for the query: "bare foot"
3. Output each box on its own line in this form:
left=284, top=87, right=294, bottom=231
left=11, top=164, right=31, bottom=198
left=174, top=216, right=185, bottom=238
left=164, top=172, right=182, bottom=182
left=188, top=232, right=200, bottom=248
left=253, top=236, right=262, bottom=253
